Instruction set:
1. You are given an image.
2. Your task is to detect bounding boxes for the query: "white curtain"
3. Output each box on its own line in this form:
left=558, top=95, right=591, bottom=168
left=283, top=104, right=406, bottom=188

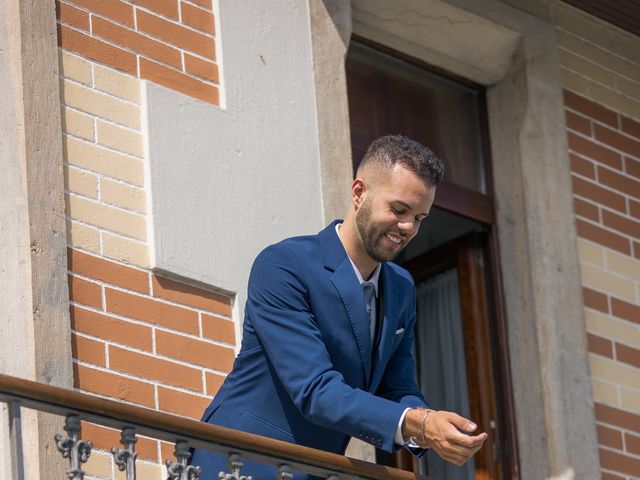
left=415, top=268, right=475, bottom=480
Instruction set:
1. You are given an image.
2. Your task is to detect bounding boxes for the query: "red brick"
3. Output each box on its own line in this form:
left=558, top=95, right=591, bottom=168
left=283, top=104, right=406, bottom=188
left=205, top=372, right=225, bottom=396
left=69, top=274, right=103, bottom=308
left=68, top=0, right=134, bottom=27
left=626, top=156, right=640, bottom=180
left=635, top=241, right=640, bottom=259
left=180, top=2, right=215, bottom=35
left=602, top=473, right=625, bottom=480
left=109, top=345, right=203, bottom=391
left=140, top=57, right=219, bottom=105
left=617, top=342, right=640, bottom=368
left=56, top=1, right=90, bottom=31
left=188, top=0, right=212, bottom=9
left=152, top=275, right=231, bottom=316
left=81, top=423, right=158, bottom=461
left=155, top=330, right=235, bottom=372
left=130, top=0, right=179, bottom=20
left=202, top=314, right=235, bottom=344
left=137, top=10, right=214, bottom=59
left=595, top=124, right=640, bottom=159
left=611, top=297, right=640, bottom=325
left=184, top=54, right=219, bottom=83
left=583, top=287, right=609, bottom=313
left=570, top=153, right=595, bottom=179
left=587, top=333, right=613, bottom=358
left=563, top=90, right=618, bottom=128
left=574, top=197, right=599, bottom=222
left=105, top=288, right=199, bottom=334
left=71, top=305, right=153, bottom=351
left=621, top=116, right=640, bottom=140
left=630, top=200, right=640, bottom=220
left=602, top=210, right=640, bottom=240
left=596, top=403, right=640, bottom=434
left=157, top=386, right=211, bottom=419
left=68, top=248, right=149, bottom=294
left=575, top=219, right=631, bottom=255
left=598, top=166, right=640, bottom=199
left=161, top=441, right=176, bottom=464
left=626, top=432, right=640, bottom=455
left=571, top=175, right=626, bottom=213
left=58, top=25, right=137, bottom=76
left=599, top=448, right=640, bottom=477
left=92, top=16, right=182, bottom=69
left=71, top=334, right=106, bottom=366
left=567, top=133, right=623, bottom=170
left=597, top=423, right=623, bottom=450
left=565, top=110, right=591, bottom=136
left=73, top=363, right=154, bottom=407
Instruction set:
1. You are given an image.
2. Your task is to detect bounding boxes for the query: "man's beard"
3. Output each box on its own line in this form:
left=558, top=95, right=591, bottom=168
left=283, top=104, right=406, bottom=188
left=355, top=198, right=405, bottom=263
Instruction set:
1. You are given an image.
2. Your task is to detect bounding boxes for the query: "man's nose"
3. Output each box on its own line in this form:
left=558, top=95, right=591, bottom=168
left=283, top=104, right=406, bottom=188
left=397, top=220, right=415, bottom=236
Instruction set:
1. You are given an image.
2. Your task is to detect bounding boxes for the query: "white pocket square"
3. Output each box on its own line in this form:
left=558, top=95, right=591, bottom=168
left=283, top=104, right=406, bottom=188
left=395, top=327, right=405, bottom=335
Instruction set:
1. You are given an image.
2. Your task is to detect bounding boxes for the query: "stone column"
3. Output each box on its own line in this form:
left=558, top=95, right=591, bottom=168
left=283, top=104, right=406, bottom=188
left=0, top=0, right=72, bottom=478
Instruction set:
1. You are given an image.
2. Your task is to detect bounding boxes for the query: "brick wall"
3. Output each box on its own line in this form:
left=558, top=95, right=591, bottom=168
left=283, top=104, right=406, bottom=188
left=58, top=4, right=232, bottom=474
left=554, top=3, right=640, bottom=479
left=56, top=0, right=220, bottom=105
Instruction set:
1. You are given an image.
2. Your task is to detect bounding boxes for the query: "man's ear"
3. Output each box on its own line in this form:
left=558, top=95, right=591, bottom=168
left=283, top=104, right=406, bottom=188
left=352, top=178, right=366, bottom=208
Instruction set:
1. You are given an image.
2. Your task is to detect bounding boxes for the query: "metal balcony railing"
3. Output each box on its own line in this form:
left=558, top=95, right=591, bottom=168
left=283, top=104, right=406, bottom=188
left=0, top=373, right=427, bottom=480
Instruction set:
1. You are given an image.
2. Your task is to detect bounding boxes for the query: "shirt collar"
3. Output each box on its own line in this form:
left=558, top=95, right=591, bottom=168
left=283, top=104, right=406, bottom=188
left=335, top=223, right=381, bottom=296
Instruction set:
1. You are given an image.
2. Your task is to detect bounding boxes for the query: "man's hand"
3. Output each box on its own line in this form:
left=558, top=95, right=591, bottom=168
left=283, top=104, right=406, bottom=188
left=402, top=408, right=487, bottom=466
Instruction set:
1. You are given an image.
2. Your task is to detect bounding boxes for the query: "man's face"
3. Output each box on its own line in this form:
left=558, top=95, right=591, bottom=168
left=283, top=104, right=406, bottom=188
left=355, top=164, right=436, bottom=263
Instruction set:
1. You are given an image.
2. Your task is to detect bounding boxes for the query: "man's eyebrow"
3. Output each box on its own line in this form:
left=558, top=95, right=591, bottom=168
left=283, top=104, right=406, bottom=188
left=393, top=200, right=428, bottom=218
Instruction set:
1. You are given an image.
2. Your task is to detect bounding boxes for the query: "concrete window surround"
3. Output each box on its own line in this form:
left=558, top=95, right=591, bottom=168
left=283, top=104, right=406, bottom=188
left=314, top=0, right=599, bottom=477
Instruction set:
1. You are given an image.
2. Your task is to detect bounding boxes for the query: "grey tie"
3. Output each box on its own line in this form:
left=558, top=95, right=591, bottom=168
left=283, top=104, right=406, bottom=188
left=362, top=281, right=376, bottom=320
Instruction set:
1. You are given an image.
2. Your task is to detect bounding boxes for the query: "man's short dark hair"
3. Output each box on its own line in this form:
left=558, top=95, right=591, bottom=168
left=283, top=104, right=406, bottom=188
left=359, top=135, right=444, bottom=186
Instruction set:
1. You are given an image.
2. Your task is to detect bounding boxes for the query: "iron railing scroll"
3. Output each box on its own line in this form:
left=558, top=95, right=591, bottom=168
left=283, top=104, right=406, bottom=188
left=0, top=373, right=428, bottom=480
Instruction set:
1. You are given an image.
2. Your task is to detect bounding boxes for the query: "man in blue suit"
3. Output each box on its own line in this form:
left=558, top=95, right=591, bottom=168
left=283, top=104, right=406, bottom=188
left=192, top=135, right=486, bottom=478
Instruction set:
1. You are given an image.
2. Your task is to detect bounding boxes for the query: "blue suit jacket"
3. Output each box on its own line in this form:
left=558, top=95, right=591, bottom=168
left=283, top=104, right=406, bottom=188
left=192, top=221, right=426, bottom=478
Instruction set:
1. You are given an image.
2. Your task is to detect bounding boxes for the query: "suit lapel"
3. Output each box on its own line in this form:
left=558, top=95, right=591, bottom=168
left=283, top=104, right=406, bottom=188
left=319, top=221, right=372, bottom=385
left=369, top=264, right=399, bottom=392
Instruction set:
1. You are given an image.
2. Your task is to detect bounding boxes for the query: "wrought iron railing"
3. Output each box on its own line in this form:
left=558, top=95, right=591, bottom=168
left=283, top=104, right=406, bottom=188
left=0, top=373, right=427, bottom=480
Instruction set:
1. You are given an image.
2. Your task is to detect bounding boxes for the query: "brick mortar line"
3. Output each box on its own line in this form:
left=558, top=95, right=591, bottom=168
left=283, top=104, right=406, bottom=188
left=554, top=26, right=640, bottom=70
left=59, top=11, right=217, bottom=58
left=60, top=76, right=142, bottom=109
left=65, top=213, right=149, bottom=246
left=564, top=105, right=621, bottom=132
left=579, top=237, right=640, bottom=262
left=62, top=159, right=146, bottom=191
left=66, top=216, right=150, bottom=248
left=574, top=214, right=638, bottom=250
left=599, top=444, right=640, bottom=461
left=588, top=333, right=640, bottom=355
left=571, top=172, right=639, bottom=205
left=579, top=249, right=640, bottom=279
left=596, top=420, right=640, bottom=440
left=63, top=132, right=146, bottom=163
left=68, top=296, right=235, bottom=342
left=133, top=4, right=217, bottom=39
left=73, top=358, right=209, bottom=398
left=558, top=45, right=640, bottom=88
left=560, top=65, right=640, bottom=106
left=584, top=305, right=640, bottom=329
left=573, top=192, right=636, bottom=227
left=563, top=85, right=640, bottom=124
left=590, top=354, right=640, bottom=382
left=84, top=277, right=234, bottom=322
left=69, top=245, right=151, bottom=274
left=59, top=18, right=220, bottom=85
left=67, top=189, right=148, bottom=218
left=102, top=341, right=225, bottom=382
left=568, top=125, right=640, bottom=161
left=568, top=148, right=639, bottom=182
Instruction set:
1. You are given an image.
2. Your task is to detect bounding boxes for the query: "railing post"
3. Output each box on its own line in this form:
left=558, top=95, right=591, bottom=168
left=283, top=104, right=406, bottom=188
left=276, top=464, right=294, bottom=480
left=112, top=426, right=137, bottom=480
left=166, top=440, right=200, bottom=480
left=218, top=452, right=252, bottom=480
left=54, top=414, right=92, bottom=480
left=8, top=400, right=24, bottom=480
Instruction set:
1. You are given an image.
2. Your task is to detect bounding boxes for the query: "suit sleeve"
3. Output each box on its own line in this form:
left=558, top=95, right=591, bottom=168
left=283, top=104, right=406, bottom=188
left=247, top=244, right=407, bottom=451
